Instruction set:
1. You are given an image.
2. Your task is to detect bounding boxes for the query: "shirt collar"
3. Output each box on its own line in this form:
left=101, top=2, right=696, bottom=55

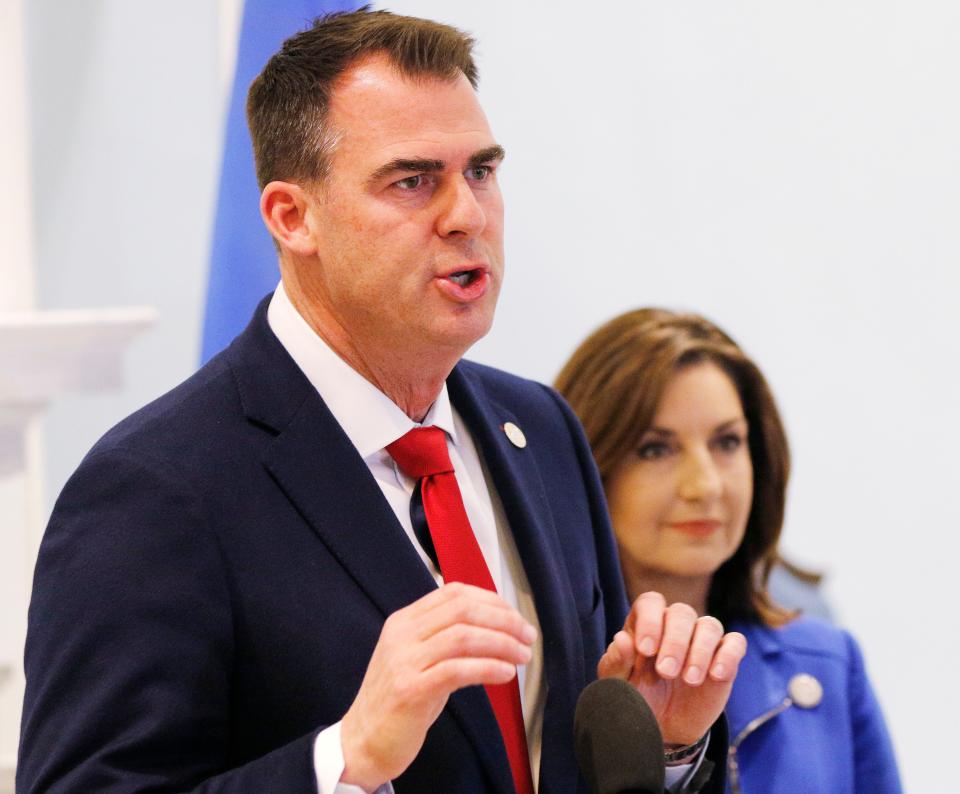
left=266, top=282, right=458, bottom=458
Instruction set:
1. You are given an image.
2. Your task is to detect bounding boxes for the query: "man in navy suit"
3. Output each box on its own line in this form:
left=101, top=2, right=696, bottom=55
left=19, top=9, right=746, bottom=793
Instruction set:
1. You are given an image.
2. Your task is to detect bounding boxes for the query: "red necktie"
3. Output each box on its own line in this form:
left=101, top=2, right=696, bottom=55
left=387, top=426, right=534, bottom=794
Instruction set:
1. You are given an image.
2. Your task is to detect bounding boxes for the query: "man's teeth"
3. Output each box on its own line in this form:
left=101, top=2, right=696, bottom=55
left=449, top=271, right=473, bottom=286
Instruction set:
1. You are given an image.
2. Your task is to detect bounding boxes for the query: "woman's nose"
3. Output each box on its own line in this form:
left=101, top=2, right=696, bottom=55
left=677, top=450, right=722, bottom=502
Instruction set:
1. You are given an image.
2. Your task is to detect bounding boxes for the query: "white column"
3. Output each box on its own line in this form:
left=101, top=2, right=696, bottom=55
left=0, top=0, right=34, bottom=312
left=0, top=2, right=155, bottom=787
left=0, top=0, right=40, bottom=783
left=217, top=0, right=244, bottom=95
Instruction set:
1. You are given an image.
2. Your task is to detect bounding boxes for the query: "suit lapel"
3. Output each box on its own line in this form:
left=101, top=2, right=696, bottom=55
left=262, top=393, right=440, bottom=617
left=227, top=307, right=514, bottom=793
left=224, top=298, right=434, bottom=615
left=450, top=365, right=586, bottom=793
left=725, top=622, right=787, bottom=742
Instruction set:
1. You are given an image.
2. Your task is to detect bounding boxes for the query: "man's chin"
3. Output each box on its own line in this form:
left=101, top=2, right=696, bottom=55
left=426, top=310, right=496, bottom=358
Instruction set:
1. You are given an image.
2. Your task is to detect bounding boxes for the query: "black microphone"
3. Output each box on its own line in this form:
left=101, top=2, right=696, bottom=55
left=574, top=678, right=665, bottom=794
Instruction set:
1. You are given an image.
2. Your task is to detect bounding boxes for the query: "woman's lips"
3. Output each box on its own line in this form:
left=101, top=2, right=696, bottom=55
left=668, top=520, right=723, bottom=535
left=434, top=267, right=490, bottom=302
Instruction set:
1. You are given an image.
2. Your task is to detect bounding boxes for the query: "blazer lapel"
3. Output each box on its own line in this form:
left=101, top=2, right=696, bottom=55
left=450, top=365, right=586, bottom=793
left=227, top=307, right=514, bottom=793
left=225, top=299, right=435, bottom=615
left=262, top=394, right=440, bottom=617
left=725, top=622, right=787, bottom=743
left=267, top=409, right=518, bottom=793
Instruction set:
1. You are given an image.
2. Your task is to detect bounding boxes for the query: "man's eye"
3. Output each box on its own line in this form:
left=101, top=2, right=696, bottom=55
left=637, top=442, right=671, bottom=461
left=394, top=175, right=423, bottom=190
left=467, top=165, right=492, bottom=181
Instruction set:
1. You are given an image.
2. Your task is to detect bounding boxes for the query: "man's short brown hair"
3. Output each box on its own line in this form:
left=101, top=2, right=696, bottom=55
left=247, top=6, right=478, bottom=189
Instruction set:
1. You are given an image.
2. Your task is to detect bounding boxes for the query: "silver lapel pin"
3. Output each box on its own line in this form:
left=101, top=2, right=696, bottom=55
left=727, top=672, right=823, bottom=794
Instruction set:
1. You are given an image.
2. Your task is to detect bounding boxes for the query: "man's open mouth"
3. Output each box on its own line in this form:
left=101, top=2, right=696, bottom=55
left=447, top=269, right=483, bottom=287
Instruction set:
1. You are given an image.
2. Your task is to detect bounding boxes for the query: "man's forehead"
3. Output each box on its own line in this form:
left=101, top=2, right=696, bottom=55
left=328, top=53, right=492, bottom=140
left=332, top=51, right=469, bottom=97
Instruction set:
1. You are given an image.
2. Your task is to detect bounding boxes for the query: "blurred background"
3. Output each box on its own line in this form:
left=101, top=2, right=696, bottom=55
left=3, top=1, right=959, bottom=790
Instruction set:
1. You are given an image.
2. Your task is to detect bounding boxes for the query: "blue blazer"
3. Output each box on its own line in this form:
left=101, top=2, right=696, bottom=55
left=21, top=299, right=719, bottom=793
left=726, top=617, right=901, bottom=793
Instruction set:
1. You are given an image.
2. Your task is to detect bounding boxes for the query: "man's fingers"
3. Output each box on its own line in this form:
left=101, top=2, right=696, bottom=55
left=654, top=602, right=698, bottom=679
left=681, top=616, right=726, bottom=685
left=597, top=630, right=636, bottom=680
left=405, top=581, right=509, bottom=620
left=708, top=631, right=747, bottom=682
left=406, top=583, right=537, bottom=645
left=420, top=623, right=533, bottom=669
left=422, top=657, right=518, bottom=693
left=630, top=591, right=666, bottom=658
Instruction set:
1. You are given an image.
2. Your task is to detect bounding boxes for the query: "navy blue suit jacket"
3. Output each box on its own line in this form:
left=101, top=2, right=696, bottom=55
left=19, top=299, right=637, bottom=793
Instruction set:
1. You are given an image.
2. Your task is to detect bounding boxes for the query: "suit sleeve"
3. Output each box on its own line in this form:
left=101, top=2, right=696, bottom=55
left=845, top=631, right=903, bottom=793
left=18, top=449, right=321, bottom=793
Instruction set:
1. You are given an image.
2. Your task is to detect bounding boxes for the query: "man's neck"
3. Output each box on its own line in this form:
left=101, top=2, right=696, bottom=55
left=284, top=279, right=457, bottom=423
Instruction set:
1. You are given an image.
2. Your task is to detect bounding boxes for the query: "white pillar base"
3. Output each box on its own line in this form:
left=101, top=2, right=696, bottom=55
left=0, top=308, right=155, bottom=786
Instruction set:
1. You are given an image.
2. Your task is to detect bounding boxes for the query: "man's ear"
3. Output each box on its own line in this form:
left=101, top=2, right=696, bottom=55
left=260, top=181, right=319, bottom=256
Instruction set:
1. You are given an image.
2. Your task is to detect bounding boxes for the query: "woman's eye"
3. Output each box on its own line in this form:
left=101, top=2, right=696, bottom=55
left=637, top=441, right=670, bottom=461
left=714, top=433, right=744, bottom=453
left=394, top=175, right=423, bottom=190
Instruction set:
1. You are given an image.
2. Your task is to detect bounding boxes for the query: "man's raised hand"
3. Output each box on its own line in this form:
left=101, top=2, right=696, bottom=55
left=597, top=591, right=747, bottom=745
left=340, top=582, right=536, bottom=791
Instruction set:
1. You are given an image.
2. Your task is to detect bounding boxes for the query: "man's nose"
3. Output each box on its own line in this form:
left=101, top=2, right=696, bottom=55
left=677, top=449, right=723, bottom=502
left=435, top=176, right=486, bottom=238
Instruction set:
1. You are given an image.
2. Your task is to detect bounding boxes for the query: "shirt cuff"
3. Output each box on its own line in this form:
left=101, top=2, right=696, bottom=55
left=664, top=731, right=710, bottom=792
left=313, top=721, right=395, bottom=794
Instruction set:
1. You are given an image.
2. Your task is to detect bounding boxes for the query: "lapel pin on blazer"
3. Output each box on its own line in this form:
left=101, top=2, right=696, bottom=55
left=727, top=672, right=824, bottom=794
left=502, top=422, right=527, bottom=449
left=787, top=672, right=823, bottom=709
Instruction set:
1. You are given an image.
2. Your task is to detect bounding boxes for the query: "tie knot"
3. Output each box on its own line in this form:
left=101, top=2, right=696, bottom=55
left=387, top=426, right=454, bottom=480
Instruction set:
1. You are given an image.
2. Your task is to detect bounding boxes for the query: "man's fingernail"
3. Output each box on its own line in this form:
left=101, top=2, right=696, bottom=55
left=639, top=637, right=656, bottom=656
left=684, top=665, right=702, bottom=685
left=658, top=656, right=679, bottom=677
left=521, top=624, right=537, bottom=643
left=711, top=663, right=726, bottom=679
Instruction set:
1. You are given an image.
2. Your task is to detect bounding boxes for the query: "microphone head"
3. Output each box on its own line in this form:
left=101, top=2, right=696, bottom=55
left=574, top=678, right=665, bottom=794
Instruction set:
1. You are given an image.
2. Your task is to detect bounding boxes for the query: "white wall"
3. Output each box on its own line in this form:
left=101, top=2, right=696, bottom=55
left=25, top=2, right=960, bottom=790
left=388, top=3, right=958, bottom=789
left=26, top=0, right=225, bottom=502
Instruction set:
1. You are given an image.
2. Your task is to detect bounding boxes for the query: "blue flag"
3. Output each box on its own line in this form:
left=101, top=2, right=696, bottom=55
left=202, top=0, right=359, bottom=363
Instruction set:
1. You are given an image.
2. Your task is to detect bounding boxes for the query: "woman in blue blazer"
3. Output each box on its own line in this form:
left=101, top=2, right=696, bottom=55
left=556, top=309, right=901, bottom=793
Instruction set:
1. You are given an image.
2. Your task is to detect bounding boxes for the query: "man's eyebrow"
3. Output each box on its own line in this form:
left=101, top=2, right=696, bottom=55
left=368, top=146, right=506, bottom=186
left=368, top=158, right=445, bottom=185
left=468, top=145, right=506, bottom=168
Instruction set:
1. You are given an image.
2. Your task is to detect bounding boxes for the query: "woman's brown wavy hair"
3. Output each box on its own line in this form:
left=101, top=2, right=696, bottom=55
left=556, top=308, right=804, bottom=627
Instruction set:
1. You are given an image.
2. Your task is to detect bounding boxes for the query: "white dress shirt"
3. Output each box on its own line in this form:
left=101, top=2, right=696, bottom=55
left=267, top=283, right=697, bottom=793
left=267, top=284, right=544, bottom=793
